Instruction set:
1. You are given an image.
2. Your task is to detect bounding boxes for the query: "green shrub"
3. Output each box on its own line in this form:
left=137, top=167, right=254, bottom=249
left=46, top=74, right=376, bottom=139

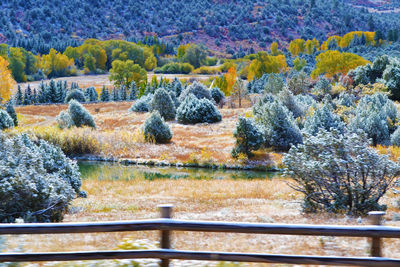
left=154, top=62, right=194, bottom=74
left=211, top=87, right=225, bottom=104
left=142, top=111, right=172, bottom=143
left=177, top=94, right=222, bottom=124
left=232, top=117, right=264, bottom=158
left=0, top=110, right=14, bottom=130
left=68, top=100, right=96, bottom=128
left=179, top=81, right=213, bottom=102
left=129, top=94, right=153, bottom=112
left=151, top=88, right=176, bottom=120
left=0, top=133, right=82, bottom=222
left=6, top=102, right=18, bottom=126
left=84, top=87, right=99, bottom=102
left=56, top=110, right=74, bottom=129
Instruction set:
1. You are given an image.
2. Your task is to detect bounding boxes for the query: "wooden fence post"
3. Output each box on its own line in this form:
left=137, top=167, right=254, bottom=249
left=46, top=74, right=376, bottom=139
left=159, top=204, right=173, bottom=267
left=368, top=211, right=386, bottom=257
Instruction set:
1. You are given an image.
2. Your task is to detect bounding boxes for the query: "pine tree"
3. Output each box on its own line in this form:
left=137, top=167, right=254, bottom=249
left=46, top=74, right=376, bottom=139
left=120, top=86, right=127, bottom=101
left=15, top=85, right=23, bottom=105
left=112, top=87, right=120, bottom=101
left=100, top=86, right=110, bottom=102
left=129, top=82, right=137, bottom=100
left=23, top=85, right=32, bottom=105
left=6, top=102, right=18, bottom=126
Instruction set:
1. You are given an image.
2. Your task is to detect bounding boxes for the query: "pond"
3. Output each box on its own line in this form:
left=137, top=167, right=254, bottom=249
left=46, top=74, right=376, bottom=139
left=78, top=161, right=282, bottom=181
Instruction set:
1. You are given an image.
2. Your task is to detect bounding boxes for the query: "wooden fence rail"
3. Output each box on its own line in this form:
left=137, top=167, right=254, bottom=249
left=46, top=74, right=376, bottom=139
left=0, top=205, right=400, bottom=266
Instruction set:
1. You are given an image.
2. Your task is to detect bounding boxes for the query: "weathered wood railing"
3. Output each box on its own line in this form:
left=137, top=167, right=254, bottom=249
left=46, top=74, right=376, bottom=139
left=1, top=205, right=400, bottom=266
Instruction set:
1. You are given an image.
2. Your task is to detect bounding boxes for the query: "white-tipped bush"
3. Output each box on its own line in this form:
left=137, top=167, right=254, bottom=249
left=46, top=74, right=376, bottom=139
left=68, top=100, right=96, bottom=128
left=391, top=127, right=400, bottom=146
left=65, top=89, right=86, bottom=103
left=151, top=88, right=176, bottom=120
left=211, top=87, right=225, bottom=104
left=232, top=117, right=264, bottom=158
left=84, top=86, right=99, bottom=102
left=0, top=133, right=82, bottom=222
left=129, top=94, right=153, bottom=112
left=178, top=81, right=212, bottom=102
left=176, top=94, right=222, bottom=124
left=0, top=110, right=14, bottom=130
left=56, top=110, right=74, bottom=129
left=303, top=103, right=345, bottom=136
left=142, top=111, right=172, bottom=143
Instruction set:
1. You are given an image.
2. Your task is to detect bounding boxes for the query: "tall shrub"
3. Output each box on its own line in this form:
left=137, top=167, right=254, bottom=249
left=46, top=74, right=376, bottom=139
left=68, top=100, right=96, bottom=128
left=142, top=111, right=172, bottom=143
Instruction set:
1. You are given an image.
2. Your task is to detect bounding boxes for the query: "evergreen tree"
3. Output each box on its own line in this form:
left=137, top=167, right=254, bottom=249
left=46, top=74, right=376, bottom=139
left=151, top=88, right=176, bottom=120
left=68, top=100, right=96, bottom=128
left=129, top=82, right=137, bottom=100
left=142, top=111, right=173, bottom=144
left=15, top=85, right=23, bottom=105
left=85, top=87, right=98, bottom=102
left=0, top=110, right=14, bottom=130
left=112, top=87, right=120, bottom=101
left=5, top=102, right=18, bottom=126
left=100, top=86, right=110, bottom=102
left=47, top=79, right=58, bottom=103
left=23, top=85, right=32, bottom=105
left=231, top=117, right=264, bottom=158
left=120, top=86, right=127, bottom=100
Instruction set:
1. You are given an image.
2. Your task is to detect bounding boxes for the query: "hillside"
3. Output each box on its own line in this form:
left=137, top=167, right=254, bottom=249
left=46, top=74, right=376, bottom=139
left=1, top=0, right=400, bottom=54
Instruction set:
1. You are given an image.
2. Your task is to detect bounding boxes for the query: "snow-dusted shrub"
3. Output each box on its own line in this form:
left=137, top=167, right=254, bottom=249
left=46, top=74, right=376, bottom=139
left=211, top=87, right=225, bottom=104
left=391, top=127, right=400, bottom=146
left=264, top=74, right=285, bottom=94
left=284, top=129, right=400, bottom=215
left=65, top=89, right=86, bottom=103
left=232, top=117, right=264, bottom=158
left=56, top=110, right=74, bottom=129
left=255, top=99, right=302, bottom=151
left=277, top=88, right=304, bottom=118
left=0, top=110, right=14, bottom=130
left=350, top=93, right=398, bottom=145
left=68, top=100, right=96, bottom=128
left=303, top=103, right=345, bottom=136
left=151, top=88, right=176, bottom=120
left=176, top=94, right=222, bottom=124
left=0, top=133, right=82, bottom=222
left=314, top=77, right=332, bottom=95
left=178, top=81, right=212, bottom=102
left=84, top=86, right=99, bottom=102
left=142, top=111, right=172, bottom=143
left=129, top=94, right=153, bottom=112
left=335, top=92, right=356, bottom=107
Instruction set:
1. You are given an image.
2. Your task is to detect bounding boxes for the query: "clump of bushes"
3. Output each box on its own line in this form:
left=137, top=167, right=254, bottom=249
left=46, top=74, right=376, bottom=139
left=85, top=87, right=99, bottom=102
left=177, top=94, right=222, bottom=124
left=154, top=62, right=194, bottom=74
left=0, top=133, right=82, bottom=222
left=284, top=129, right=400, bottom=215
left=232, top=117, right=264, bottom=158
left=142, top=111, right=172, bottom=143
left=129, top=94, right=153, bottom=112
left=57, top=100, right=96, bottom=129
left=0, top=109, right=14, bottom=130
left=6, top=102, right=18, bottom=126
left=151, top=88, right=176, bottom=120
left=193, top=66, right=220, bottom=74
left=211, top=87, right=225, bottom=105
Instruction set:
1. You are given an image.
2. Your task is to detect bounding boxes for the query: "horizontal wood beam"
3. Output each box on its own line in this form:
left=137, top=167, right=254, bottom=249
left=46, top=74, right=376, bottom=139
left=1, top=219, right=400, bottom=238
left=1, top=249, right=400, bottom=266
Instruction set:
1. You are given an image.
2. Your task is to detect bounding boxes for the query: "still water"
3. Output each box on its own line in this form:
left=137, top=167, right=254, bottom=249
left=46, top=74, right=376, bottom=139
left=78, top=161, right=281, bottom=181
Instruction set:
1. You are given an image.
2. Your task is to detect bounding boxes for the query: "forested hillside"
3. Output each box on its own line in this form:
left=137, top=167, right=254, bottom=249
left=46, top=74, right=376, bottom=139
left=1, top=0, right=400, bottom=54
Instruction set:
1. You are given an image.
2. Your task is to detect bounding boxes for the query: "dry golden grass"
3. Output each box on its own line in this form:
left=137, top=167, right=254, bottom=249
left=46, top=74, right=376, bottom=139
left=6, top=177, right=400, bottom=267
left=15, top=102, right=280, bottom=167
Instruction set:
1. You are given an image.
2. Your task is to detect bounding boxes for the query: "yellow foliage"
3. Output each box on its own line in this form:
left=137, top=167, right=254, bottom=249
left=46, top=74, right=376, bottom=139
left=38, top=48, right=75, bottom=77
left=0, top=56, right=14, bottom=103
left=289, top=39, right=305, bottom=56
left=225, top=66, right=237, bottom=96
left=321, top=31, right=375, bottom=50
left=248, top=52, right=287, bottom=80
left=311, top=50, right=370, bottom=79
left=331, top=84, right=347, bottom=95
left=355, top=83, right=389, bottom=96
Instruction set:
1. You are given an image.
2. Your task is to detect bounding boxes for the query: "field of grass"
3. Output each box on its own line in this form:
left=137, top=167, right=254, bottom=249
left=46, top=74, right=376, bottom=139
left=14, top=101, right=278, bottom=168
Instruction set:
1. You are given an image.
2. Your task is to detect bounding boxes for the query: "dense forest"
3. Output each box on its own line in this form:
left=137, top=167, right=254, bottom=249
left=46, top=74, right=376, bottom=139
left=2, top=0, right=400, bottom=54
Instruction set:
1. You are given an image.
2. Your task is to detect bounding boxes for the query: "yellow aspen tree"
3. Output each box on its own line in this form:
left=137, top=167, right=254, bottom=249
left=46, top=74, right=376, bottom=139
left=0, top=56, right=15, bottom=103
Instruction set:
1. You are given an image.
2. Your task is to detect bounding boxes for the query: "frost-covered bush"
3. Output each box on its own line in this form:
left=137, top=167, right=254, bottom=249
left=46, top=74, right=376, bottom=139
left=177, top=94, right=222, bottom=124
left=56, top=110, right=74, bottom=129
left=68, top=100, right=96, bottom=128
left=168, top=90, right=179, bottom=108
left=247, top=74, right=269, bottom=94
left=254, top=100, right=302, bottom=151
left=335, top=92, right=356, bottom=107
left=84, top=86, right=98, bottom=102
left=142, top=111, right=172, bottom=143
left=284, top=129, right=400, bottom=215
left=0, top=133, right=82, bottom=222
left=232, top=117, right=264, bottom=158
left=211, top=87, right=225, bottom=104
left=350, top=93, right=398, bottom=145
left=314, top=77, right=332, bottom=95
left=65, top=89, right=86, bottom=103
left=129, top=94, right=153, bottom=112
left=0, top=110, right=14, bottom=130
left=277, top=88, right=304, bottom=118
left=287, top=71, right=310, bottom=95
left=303, top=104, right=345, bottom=136
left=391, top=127, right=400, bottom=146
left=151, top=88, right=176, bottom=120
left=178, top=81, right=212, bottom=102
left=382, top=59, right=400, bottom=101
left=6, top=102, right=18, bottom=127
left=264, top=74, right=285, bottom=94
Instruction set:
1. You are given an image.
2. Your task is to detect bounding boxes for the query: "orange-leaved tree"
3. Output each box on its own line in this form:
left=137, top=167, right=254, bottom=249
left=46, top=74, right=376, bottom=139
left=0, top=56, right=15, bottom=103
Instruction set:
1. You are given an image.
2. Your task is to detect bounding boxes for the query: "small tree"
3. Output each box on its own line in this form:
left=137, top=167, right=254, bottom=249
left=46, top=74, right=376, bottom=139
left=284, top=129, right=400, bottom=215
left=5, top=102, right=18, bottom=126
left=151, top=88, right=176, bottom=120
left=84, top=87, right=98, bottom=102
left=100, top=86, right=110, bottom=102
left=177, top=94, right=222, bottom=124
left=231, top=79, right=249, bottom=108
left=0, top=109, right=14, bottom=130
left=211, top=87, right=225, bottom=105
left=303, top=103, right=345, bottom=136
left=178, top=81, right=212, bottom=102
left=129, top=94, right=153, bottom=112
left=142, top=111, right=172, bottom=144
left=232, top=117, right=264, bottom=158
left=56, top=110, right=74, bottom=129
left=68, top=100, right=96, bottom=128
